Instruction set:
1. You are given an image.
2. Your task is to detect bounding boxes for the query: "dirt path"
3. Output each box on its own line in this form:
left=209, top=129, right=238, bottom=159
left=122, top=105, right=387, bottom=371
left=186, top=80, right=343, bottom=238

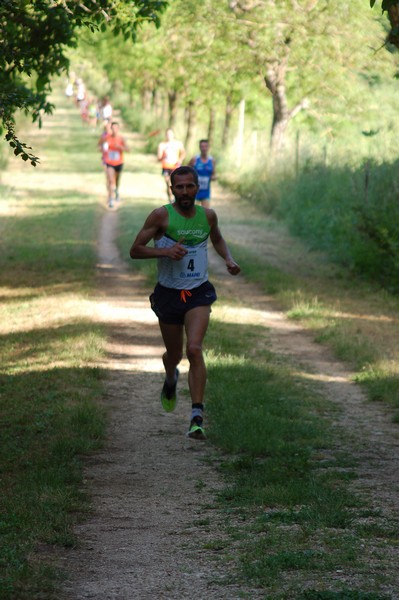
left=58, top=141, right=399, bottom=597
left=59, top=162, right=264, bottom=599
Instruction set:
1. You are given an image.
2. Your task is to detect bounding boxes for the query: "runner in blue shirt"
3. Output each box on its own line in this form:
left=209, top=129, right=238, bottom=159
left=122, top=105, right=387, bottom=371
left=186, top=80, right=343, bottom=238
left=188, top=139, right=216, bottom=207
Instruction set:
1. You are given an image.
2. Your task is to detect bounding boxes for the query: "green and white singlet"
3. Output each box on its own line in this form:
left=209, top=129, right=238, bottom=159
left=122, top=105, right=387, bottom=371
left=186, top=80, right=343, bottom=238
left=155, top=204, right=210, bottom=290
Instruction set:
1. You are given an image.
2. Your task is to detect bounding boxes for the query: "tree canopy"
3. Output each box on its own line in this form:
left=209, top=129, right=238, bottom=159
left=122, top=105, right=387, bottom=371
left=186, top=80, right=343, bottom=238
left=76, top=0, right=393, bottom=153
left=0, top=0, right=167, bottom=164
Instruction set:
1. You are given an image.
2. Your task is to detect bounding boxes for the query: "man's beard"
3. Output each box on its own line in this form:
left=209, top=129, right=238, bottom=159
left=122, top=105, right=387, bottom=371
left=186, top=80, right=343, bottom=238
left=178, top=197, right=195, bottom=211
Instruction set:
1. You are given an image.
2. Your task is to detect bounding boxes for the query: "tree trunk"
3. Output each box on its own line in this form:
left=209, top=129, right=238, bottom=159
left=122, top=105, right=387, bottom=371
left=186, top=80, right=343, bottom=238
left=207, top=107, right=216, bottom=146
left=388, top=4, right=399, bottom=47
left=167, top=90, right=178, bottom=128
left=264, top=60, right=289, bottom=154
left=152, top=88, right=160, bottom=117
left=142, top=88, right=152, bottom=113
left=236, top=99, right=245, bottom=167
left=222, top=93, right=234, bottom=148
left=185, top=101, right=196, bottom=149
left=264, top=59, right=309, bottom=155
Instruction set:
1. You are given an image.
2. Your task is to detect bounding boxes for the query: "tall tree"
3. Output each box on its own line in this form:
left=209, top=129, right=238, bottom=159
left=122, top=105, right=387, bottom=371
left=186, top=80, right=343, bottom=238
left=229, top=0, right=390, bottom=153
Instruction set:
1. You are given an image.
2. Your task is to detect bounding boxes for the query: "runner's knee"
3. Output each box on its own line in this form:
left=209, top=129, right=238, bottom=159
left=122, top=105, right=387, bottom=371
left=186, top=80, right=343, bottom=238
left=186, top=342, right=203, bottom=363
left=165, top=349, right=183, bottom=364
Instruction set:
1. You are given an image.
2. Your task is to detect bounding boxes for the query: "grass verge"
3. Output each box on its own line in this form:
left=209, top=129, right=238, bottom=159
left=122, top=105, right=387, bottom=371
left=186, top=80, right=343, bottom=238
left=0, top=92, right=107, bottom=599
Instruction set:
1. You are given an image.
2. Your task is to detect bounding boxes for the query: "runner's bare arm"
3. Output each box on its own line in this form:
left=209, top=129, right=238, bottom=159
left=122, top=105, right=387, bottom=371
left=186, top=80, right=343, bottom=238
left=208, top=211, right=240, bottom=275
left=188, top=156, right=195, bottom=167
left=157, top=142, right=165, bottom=161
left=130, top=209, right=187, bottom=261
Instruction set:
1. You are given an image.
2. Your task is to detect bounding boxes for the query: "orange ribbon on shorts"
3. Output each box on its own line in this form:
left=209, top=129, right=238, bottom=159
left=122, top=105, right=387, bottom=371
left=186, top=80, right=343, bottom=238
left=180, top=290, right=192, bottom=303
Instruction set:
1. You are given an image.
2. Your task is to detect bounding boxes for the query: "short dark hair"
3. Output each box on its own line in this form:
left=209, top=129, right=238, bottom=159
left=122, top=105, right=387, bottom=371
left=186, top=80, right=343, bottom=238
left=170, top=165, right=198, bottom=186
left=199, top=139, right=208, bottom=145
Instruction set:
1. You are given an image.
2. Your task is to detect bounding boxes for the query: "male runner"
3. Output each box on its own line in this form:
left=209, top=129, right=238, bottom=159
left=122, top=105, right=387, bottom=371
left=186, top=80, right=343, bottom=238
left=157, top=128, right=186, bottom=202
left=102, top=121, right=129, bottom=208
left=188, top=139, right=216, bottom=207
left=129, top=166, right=240, bottom=439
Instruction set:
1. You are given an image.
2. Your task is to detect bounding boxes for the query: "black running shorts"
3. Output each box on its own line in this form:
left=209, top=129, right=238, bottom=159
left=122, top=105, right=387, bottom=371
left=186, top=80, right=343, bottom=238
left=150, top=281, right=217, bottom=325
left=105, top=163, right=123, bottom=173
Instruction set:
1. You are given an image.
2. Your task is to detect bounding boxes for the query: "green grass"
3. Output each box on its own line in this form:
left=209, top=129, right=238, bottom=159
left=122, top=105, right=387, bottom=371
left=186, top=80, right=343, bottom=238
left=117, top=200, right=158, bottom=281
left=0, top=91, right=107, bottom=598
left=200, top=314, right=397, bottom=596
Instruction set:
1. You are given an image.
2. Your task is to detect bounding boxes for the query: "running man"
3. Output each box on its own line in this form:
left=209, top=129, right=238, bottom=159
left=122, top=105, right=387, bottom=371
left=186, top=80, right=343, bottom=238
left=157, top=128, right=186, bottom=202
left=129, top=165, right=240, bottom=439
left=102, top=121, right=129, bottom=208
left=188, top=139, right=216, bottom=207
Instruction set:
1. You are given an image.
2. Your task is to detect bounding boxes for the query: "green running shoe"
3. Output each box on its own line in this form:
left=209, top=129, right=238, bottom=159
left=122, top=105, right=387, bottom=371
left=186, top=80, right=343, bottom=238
left=160, top=368, right=179, bottom=412
left=186, top=417, right=206, bottom=440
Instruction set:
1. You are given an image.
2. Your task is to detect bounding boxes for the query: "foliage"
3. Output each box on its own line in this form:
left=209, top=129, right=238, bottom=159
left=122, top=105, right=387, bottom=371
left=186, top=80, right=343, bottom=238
left=0, top=0, right=167, bottom=164
left=72, top=0, right=394, bottom=154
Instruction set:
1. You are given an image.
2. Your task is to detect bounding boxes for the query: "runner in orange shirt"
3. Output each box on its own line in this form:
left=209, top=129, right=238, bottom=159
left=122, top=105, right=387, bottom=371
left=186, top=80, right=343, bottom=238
left=102, top=121, right=129, bottom=208
left=157, top=128, right=185, bottom=202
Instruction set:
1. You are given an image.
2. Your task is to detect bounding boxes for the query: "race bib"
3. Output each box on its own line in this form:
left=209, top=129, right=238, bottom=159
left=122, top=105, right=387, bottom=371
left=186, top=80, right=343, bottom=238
left=108, top=150, right=121, bottom=162
left=198, top=175, right=210, bottom=190
left=172, top=247, right=206, bottom=280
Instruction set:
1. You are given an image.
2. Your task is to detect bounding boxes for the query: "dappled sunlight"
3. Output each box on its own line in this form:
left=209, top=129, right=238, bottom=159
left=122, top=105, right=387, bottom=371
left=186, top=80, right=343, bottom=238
left=2, top=171, right=105, bottom=195
left=0, top=293, right=98, bottom=334
left=333, top=310, right=399, bottom=324
left=96, top=299, right=158, bottom=325
left=97, top=351, right=190, bottom=375
left=292, top=370, right=349, bottom=384
left=213, top=303, right=290, bottom=330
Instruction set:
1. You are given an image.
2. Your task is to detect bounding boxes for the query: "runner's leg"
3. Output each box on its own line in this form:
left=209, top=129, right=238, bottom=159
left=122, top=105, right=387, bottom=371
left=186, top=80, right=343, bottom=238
left=158, top=321, right=184, bottom=383
left=106, top=166, right=116, bottom=205
left=115, top=168, right=122, bottom=200
left=184, top=306, right=211, bottom=405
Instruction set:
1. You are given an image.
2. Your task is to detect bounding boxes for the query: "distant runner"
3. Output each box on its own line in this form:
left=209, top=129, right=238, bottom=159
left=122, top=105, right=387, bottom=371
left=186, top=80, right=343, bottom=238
left=157, top=128, right=186, bottom=202
left=102, top=121, right=129, bottom=208
left=188, top=139, right=216, bottom=207
left=129, top=166, right=240, bottom=440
